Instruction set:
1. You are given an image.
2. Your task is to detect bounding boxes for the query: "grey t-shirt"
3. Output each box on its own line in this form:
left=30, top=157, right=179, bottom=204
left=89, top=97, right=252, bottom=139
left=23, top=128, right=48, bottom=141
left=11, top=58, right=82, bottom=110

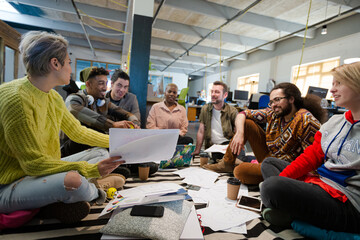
left=106, top=91, right=141, bottom=120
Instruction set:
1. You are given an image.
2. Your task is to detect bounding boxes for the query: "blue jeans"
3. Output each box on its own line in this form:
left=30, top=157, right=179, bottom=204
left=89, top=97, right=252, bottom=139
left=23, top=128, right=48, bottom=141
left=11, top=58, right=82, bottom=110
left=0, top=147, right=108, bottom=213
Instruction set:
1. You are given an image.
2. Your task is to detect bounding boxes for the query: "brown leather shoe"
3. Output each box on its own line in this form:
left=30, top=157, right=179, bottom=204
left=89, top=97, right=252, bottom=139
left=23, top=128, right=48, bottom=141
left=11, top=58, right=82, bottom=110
left=90, top=173, right=126, bottom=191
left=202, top=159, right=234, bottom=173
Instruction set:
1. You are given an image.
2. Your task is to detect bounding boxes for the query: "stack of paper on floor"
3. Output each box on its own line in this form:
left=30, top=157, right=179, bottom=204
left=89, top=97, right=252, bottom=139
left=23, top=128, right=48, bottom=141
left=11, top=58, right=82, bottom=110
left=99, top=183, right=188, bottom=217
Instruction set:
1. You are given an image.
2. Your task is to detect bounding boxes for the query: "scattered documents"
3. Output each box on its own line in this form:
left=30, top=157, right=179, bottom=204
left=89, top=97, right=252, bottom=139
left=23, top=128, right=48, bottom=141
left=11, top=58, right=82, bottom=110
left=192, top=179, right=258, bottom=234
left=174, top=168, right=220, bottom=188
left=99, top=183, right=187, bottom=217
left=109, top=129, right=179, bottom=164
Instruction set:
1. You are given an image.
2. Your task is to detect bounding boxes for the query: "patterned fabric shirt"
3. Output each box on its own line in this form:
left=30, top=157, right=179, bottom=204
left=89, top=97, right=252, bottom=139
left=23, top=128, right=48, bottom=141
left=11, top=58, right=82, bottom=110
left=245, top=107, right=321, bottom=162
left=199, top=103, right=238, bottom=149
left=0, top=77, right=108, bottom=184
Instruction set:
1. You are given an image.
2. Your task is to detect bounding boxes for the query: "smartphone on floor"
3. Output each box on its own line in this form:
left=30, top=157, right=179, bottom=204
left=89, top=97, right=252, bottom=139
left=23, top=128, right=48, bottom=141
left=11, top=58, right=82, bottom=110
left=130, top=205, right=164, bottom=217
left=236, top=195, right=262, bottom=212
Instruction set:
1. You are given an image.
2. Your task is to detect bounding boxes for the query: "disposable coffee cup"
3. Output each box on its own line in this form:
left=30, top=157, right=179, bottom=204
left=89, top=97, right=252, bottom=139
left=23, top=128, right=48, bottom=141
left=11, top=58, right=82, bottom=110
left=138, top=163, right=150, bottom=181
left=199, top=152, right=209, bottom=167
left=227, top=177, right=241, bottom=200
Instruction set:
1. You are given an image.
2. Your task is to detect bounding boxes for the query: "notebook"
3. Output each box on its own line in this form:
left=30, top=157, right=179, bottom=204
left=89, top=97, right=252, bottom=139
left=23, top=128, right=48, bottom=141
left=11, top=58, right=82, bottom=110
left=159, top=145, right=196, bottom=169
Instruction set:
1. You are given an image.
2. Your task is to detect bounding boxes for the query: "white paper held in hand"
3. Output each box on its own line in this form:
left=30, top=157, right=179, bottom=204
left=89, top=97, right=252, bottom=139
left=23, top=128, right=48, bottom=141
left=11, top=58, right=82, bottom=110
left=109, top=128, right=179, bottom=164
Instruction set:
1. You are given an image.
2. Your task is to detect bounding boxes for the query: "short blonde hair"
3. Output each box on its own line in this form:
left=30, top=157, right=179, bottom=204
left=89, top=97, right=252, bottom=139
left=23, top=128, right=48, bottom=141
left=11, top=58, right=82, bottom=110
left=165, top=83, right=178, bottom=92
left=332, top=62, right=360, bottom=94
left=19, top=31, right=68, bottom=77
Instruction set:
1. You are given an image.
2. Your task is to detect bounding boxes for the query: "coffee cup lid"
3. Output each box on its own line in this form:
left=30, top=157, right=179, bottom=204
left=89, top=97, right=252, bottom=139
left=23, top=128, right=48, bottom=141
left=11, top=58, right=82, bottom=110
left=227, top=177, right=241, bottom=185
left=199, top=152, right=209, bottom=157
left=139, top=163, right=150, bottom=167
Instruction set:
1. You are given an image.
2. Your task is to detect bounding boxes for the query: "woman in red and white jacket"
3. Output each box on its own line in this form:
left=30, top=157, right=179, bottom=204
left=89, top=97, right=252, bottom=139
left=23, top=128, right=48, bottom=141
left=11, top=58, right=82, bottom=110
left=260, top=62, right=360, bottom=233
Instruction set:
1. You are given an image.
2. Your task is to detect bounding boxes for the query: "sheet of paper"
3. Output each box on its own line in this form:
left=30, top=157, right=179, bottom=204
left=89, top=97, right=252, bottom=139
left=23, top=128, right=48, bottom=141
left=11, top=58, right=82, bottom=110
left=223, top=224, right=247, bottom=234
left=173, top=168, right=219, bottom=188
left=196, top=204, right=260, bottom=231
left=238, top=184, right=248, bottom=198
left=109, top=129, right=179, bottom=164
left=187, top=189, right=208, bottom=204
left=204, top=144, right=228, bottom=154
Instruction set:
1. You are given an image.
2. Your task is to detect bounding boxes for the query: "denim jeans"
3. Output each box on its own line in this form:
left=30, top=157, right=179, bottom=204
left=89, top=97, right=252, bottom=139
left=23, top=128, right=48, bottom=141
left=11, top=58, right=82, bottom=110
left=0, top=147, right=108, bottom=213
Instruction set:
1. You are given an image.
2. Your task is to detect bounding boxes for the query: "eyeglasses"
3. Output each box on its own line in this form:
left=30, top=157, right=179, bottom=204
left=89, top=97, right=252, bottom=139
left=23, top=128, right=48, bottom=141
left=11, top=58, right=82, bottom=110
left=268, top=97, right=287, bottom=107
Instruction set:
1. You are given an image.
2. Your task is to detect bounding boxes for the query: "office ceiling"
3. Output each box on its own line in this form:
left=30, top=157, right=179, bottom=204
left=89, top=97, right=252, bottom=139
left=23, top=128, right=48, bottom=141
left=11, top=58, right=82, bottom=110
left=1, top=0, right=360, bottom=78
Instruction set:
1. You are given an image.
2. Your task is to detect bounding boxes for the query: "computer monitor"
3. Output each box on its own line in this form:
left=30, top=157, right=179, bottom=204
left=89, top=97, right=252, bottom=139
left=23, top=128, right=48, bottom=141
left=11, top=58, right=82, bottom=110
left=233, top=90, right=249, bottom=101
left=307, top=86, right=328, bottom=99
left=188, top=96, right=198, bottom=104
left=226, top=91, right=233, bottom=102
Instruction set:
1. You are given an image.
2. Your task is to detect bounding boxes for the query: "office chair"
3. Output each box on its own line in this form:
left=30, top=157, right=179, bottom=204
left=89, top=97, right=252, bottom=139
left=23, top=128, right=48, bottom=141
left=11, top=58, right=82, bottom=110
left=258, top=95, right=270, bottom=109
left=178, top=87, right=189, bottom=107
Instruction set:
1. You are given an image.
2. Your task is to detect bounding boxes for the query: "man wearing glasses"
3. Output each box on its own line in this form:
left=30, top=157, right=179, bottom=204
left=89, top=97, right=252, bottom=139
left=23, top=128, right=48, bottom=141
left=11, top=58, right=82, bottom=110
left=204, top=82, right=327, bottom=185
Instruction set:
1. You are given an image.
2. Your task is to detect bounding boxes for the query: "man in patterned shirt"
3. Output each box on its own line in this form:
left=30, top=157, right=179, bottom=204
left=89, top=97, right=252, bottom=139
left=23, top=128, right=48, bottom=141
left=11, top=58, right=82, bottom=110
left=204, top=83, right=327, bottom=185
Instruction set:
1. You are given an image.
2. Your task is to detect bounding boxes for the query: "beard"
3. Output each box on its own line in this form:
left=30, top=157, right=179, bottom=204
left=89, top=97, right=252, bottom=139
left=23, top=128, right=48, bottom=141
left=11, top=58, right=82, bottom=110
left=211, top=96, right=223, bottom=104
left=274, top=103, right=292, bottom=118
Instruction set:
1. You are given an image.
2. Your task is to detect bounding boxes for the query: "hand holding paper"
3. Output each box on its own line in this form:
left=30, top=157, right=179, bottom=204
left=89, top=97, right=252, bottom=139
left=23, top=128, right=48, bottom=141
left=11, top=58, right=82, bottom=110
left=109, top=129, right=179, bottom=164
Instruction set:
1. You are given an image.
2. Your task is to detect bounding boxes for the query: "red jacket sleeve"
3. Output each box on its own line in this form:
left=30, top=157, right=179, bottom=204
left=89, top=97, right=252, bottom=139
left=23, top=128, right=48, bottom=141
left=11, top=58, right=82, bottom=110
left=280, top=131, right=324, bottom=179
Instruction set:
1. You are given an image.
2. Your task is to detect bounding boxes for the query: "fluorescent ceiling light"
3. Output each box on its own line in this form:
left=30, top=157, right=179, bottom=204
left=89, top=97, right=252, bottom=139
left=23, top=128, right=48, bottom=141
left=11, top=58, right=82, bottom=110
left=0, top=0, right=19, bottom=13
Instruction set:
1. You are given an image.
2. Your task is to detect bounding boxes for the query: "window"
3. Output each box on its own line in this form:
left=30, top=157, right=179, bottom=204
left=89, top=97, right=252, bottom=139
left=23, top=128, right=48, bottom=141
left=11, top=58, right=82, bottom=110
left=148, top=75, right=173, bottom=98
left=4, top=46, right=15, bottom=82
left=75, top=59, right=120, bottom=89
left=237, top=73, right=259, bottom=95
left=291, top=57, right=340, bottom=99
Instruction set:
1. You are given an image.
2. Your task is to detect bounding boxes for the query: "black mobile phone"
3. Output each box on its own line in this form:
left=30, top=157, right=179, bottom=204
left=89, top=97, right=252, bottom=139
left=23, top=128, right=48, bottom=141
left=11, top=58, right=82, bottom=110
left=130, top=205, right=164, bottom=217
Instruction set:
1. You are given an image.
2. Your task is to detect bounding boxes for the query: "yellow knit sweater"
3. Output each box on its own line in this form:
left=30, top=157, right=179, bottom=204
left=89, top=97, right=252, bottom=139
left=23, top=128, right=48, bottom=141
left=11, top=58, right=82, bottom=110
left=0, top=77, right=109, bottom=184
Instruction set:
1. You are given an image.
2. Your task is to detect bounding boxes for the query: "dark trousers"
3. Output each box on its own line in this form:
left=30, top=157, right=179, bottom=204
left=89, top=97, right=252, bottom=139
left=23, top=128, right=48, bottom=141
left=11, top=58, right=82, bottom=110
left=61, top=139, right=91, bottom=158
left=177, top=135, right=194, bottom=145
left=260, top=157, right=360, bottom=233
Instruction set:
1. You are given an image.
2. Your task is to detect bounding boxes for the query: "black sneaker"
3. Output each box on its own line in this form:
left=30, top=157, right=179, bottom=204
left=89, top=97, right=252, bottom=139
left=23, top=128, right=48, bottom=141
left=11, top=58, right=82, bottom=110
left=149, top=162, right=158, bottom=175
left=112, top=166, right=131, bottom=179
left=38, top=201, right=90, bottom=224
left=262, top=208, right=293, bottom=227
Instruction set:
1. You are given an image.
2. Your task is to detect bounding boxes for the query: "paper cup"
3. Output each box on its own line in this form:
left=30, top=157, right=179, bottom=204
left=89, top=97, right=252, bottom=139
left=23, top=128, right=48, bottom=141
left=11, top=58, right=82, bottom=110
left=199, top=152, right=209, bottom=167
left=138, top=164, right=150, bottom=181
left=227, top=177, right=241, bottom=200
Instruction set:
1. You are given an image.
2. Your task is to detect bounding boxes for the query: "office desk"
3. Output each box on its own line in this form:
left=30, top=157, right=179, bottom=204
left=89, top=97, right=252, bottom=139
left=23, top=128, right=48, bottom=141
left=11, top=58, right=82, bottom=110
left=323, top=107, right=347, bottom=119
left=187, top=105, right=202, bottom=121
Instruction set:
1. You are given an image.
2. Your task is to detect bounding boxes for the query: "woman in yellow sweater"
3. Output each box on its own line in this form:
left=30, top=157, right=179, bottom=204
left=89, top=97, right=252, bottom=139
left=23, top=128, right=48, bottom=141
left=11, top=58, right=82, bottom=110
left=0, top=31, right=126, bottom=223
